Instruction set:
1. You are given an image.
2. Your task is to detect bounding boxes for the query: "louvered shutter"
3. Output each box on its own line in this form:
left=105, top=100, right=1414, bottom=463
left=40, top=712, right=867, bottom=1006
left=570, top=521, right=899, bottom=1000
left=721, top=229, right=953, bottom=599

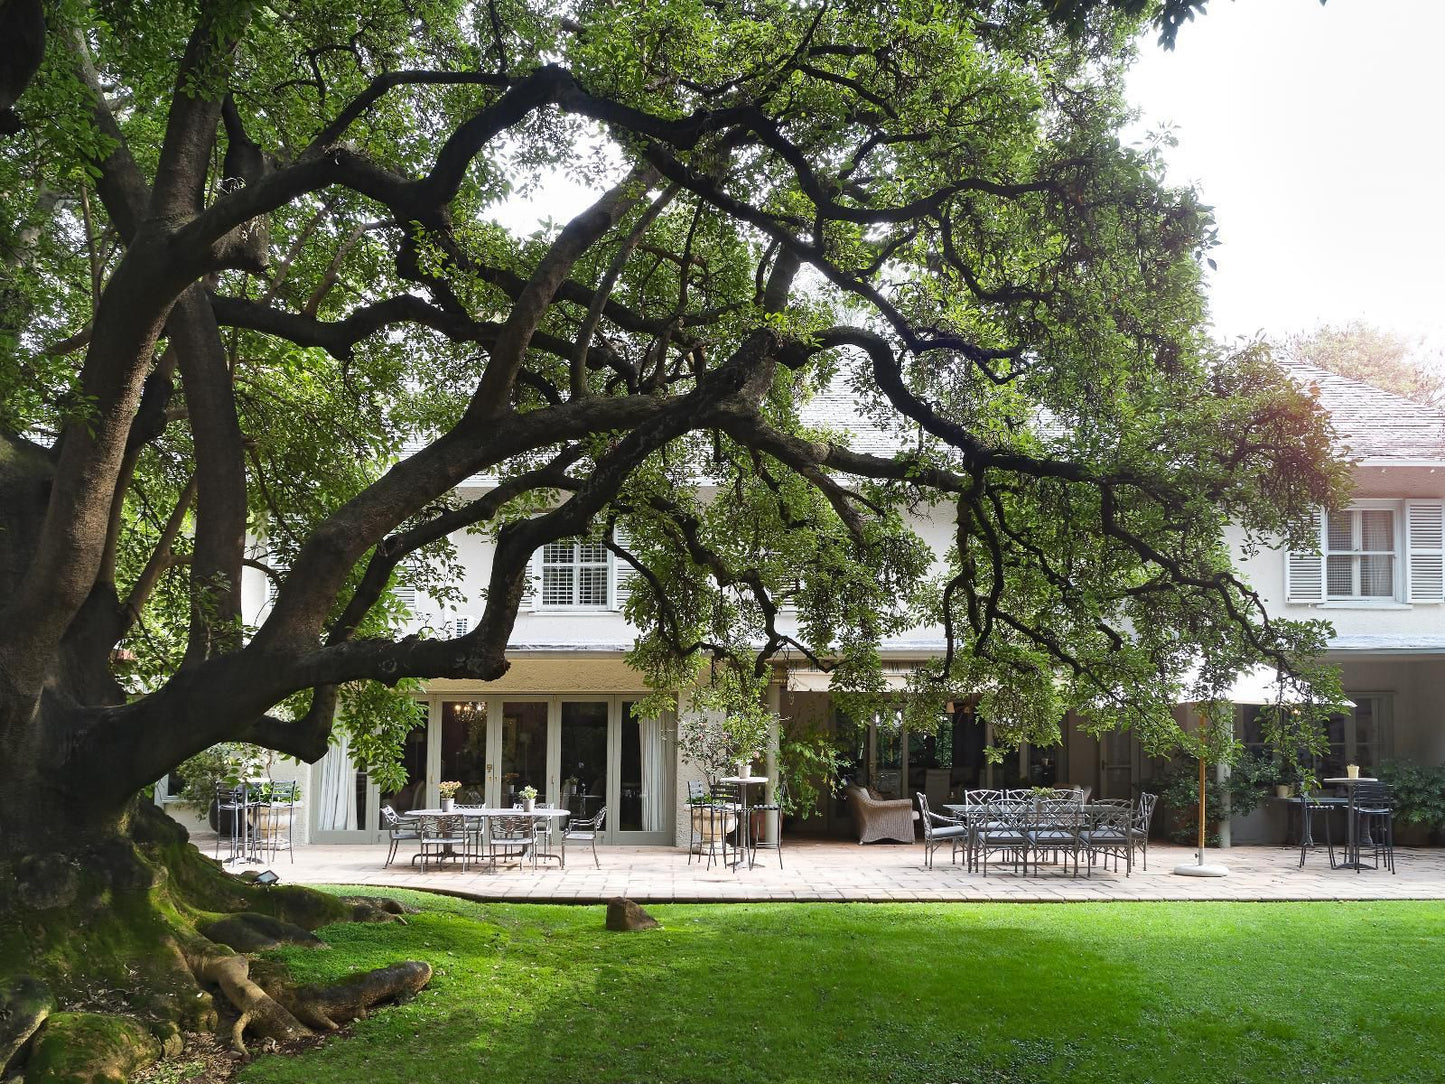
left=521, top=550, right=541, bottom=611
left=454, top=615, right=471, bottom=637
left=1285, top=509, right=1325, bottom=603
left=394, top=584, right=417, bottom=611
left=1405, top=501, right=1445, bottom=603
left=610, top=526, right=638, bottom=611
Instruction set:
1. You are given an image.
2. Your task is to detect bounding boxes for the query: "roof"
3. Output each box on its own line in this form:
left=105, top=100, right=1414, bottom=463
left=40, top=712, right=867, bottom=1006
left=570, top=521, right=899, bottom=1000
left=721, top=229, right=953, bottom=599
left=1284, top=361, right=1445, bottom=463
left=796, top=385, right=908, bottom=457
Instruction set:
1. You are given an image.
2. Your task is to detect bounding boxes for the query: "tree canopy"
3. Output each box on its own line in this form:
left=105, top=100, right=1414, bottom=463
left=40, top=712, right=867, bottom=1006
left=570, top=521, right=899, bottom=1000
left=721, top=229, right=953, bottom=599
left=0, top=0, right=1352, bottom=827
left=1284, top=321, right=1445, bottom=408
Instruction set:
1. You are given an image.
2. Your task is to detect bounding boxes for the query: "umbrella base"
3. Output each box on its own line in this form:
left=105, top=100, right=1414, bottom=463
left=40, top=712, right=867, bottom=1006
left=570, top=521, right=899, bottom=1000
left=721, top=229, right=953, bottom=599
left=1173, top=862, right=1229, bottom=877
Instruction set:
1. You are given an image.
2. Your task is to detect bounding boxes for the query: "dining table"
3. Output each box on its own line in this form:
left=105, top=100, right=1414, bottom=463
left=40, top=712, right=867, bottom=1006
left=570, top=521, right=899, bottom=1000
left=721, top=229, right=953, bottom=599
left=405, top=806, right=572, bottom=867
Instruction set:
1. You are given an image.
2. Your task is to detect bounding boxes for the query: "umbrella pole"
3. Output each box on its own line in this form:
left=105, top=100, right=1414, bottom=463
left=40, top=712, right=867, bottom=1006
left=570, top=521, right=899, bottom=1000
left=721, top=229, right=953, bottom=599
left=1174, top=712, right=1229, bottom=878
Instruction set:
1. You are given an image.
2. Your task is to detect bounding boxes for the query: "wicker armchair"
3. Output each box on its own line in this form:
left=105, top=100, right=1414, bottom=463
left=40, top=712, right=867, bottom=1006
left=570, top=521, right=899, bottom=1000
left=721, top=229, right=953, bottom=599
left=844, top=783, right=917, bottom=844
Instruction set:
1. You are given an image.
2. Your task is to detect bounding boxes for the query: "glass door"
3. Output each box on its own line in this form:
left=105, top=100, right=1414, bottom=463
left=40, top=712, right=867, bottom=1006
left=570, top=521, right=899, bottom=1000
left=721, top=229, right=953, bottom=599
left=498, top=701, right=549, bottom=807
left=614, top=700, right=671, bottom=844
left=560, top=701, right=608, bottom=822
left=439, top=700, right=489, bottom=805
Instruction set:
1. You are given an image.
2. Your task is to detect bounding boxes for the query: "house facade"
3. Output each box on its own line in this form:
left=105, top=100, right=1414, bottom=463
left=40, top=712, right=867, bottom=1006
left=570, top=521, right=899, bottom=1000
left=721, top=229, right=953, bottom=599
left=162, top=365, right=1445, bottom=849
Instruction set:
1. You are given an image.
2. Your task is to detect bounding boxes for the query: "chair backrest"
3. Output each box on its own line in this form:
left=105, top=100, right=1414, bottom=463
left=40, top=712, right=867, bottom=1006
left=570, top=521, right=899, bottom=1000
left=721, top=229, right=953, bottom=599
left=267, top=780, right=299, bottom=803
left=569, top=806, right=607, bottom=832
left=915, top=792, right=935, bottom=838
left=1133, top=792, right=1158, bottom=833
left=1353, top=782, right=1391, bottom=810
left=380, top=804, right=401, bottom=829
left=492, top=814, right=535, bottom=840
left=687, top=780, right=707, bottom=802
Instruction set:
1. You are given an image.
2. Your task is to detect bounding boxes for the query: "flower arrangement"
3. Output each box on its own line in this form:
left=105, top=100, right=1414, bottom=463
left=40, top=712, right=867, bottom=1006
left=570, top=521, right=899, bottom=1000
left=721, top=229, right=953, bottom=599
left=438, top=780, right=461, bottom=800
left=519, top=785, right=538, bottom=800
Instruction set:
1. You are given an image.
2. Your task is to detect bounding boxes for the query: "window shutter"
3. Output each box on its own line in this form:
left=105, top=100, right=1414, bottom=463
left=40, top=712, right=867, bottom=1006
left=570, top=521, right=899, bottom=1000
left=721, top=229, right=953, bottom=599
left=1405, top=501, right=1445, bottom=603
left=454, top=615, right=471, bottom=637
left=610, top=527, right=638, bottom=611
left=1285, top=509, right=1325, bottom=603
left=394, top=584, right=417, bottom=611
left=521, top=550, right=541, bottom=611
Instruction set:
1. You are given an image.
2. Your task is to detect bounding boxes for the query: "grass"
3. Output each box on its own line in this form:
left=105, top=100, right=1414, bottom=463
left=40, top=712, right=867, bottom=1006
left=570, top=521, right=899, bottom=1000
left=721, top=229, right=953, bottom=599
left=238, top=890, right=1445, bottom=1084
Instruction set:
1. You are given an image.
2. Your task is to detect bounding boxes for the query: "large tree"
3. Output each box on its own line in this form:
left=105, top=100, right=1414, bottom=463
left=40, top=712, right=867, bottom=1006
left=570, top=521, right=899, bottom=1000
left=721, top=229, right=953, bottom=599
left=1, top=0, right=1345, bottom=1072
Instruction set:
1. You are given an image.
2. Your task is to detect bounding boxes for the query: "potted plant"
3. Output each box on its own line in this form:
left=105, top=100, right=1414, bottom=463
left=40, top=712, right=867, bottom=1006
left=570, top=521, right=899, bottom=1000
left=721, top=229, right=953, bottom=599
left=519, top=784, right=538, bottom=812
left=438, top=780, right=461, bottom=811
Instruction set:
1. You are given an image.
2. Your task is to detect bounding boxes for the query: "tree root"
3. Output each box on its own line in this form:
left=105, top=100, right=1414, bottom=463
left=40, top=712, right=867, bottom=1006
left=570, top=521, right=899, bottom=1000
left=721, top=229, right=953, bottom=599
left=268, top=961, right=432, bottom=1032
left=188, top=951, right=311, bottom=1055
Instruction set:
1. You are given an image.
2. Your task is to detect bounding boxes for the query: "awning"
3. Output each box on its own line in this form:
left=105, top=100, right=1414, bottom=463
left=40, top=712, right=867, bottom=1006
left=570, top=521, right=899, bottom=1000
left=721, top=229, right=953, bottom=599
left=784, top=667, right=912, bottom=693
left=1185, top=663, right=1354, bottom=708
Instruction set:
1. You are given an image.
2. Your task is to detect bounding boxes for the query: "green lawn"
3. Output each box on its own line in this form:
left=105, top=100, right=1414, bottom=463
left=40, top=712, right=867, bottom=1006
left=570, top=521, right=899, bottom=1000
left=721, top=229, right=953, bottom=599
left=237, top=891, right=1445, bottom=1084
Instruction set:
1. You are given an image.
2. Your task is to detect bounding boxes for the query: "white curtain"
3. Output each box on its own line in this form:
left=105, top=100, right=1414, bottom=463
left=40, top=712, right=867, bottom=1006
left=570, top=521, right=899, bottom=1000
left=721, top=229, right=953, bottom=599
left=639, top=717, right=665, bottom=831
left=317, top=731, right=358, bottom=832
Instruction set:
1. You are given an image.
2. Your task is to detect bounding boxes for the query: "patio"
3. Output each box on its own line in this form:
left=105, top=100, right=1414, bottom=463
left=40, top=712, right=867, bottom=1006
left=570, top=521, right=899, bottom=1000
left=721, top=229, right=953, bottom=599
left=202, top=833, right=1445, bottom=904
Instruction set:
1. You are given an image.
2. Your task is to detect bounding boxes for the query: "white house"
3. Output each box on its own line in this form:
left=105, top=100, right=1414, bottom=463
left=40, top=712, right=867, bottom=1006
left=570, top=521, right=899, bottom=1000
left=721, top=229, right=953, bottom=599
left=170, top=364, right=1444, bottom=850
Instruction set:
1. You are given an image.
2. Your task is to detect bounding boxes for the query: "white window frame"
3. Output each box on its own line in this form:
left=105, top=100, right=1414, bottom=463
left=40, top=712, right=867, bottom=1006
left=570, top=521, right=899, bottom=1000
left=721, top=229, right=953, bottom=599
left=536, top=539, right=613, bottom=611
left=1323, top=503, right=1399, bottom=601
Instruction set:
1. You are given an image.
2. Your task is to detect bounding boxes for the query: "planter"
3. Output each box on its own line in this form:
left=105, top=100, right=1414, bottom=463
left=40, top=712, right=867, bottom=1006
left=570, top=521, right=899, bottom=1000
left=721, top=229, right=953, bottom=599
left=255, top=804, right=301, bottom=838
left=1274, top=785, right=1293, bottom=799
left=440, top=797, right=455, bottom=812
left=522, top=798, right=535, bottom=812
left=737, top=762, right=752, bottom=779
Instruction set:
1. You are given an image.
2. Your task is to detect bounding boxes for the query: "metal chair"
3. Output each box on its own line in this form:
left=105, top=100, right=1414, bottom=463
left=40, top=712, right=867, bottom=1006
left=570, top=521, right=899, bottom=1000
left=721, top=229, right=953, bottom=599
left=1083, top=802, right=1132, bottom=876
left=750, top=781, right=787, bottom=869
left=419, top=814, right=470, bottom=871
left=489, top=814, right=537, bottom=869
left=562, top=806, right=607, bottom=869
left=1295, top=794, right=1342, bottom=868
left=1029, top=796, right=1088, bottom=877
left=974, top=797, right=1030, bottom=877
left=1128, top=792, right=1158, bottom=872
left=917, top=792, right=970, bottom=870
left=380, top=804, right=422, bottom=868
left=214, top=783, right=257, bottom=864
left=1352, top=782, right=1395, bottom=874
left=258, top=780, right=298, bottom=863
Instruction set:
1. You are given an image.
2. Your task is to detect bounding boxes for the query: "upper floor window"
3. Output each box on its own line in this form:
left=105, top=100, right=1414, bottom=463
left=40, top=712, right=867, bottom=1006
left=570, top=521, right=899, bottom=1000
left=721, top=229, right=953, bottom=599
left=1325, top=508, right=1395, bottom=599
left=540, top=540, right=611, bottom=609
left=1286, top=500, right=1443, bottom=604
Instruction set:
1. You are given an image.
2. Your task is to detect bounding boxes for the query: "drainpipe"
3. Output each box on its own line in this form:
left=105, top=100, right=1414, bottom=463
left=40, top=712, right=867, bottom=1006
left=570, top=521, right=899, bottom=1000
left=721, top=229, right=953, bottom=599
left=1217, top=760, right=1232, bottom=848
left=766, top=682, right=781, bottom=846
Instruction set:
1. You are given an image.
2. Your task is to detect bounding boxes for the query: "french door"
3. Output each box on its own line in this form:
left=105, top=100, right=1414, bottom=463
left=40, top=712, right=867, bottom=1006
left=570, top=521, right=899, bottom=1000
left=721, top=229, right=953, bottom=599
left=427, top=695, right=672, bottom=844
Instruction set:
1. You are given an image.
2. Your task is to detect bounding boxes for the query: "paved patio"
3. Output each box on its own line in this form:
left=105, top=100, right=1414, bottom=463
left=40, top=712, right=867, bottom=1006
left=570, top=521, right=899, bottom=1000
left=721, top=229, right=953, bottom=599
left=209, top=833, right=1445, bottom=904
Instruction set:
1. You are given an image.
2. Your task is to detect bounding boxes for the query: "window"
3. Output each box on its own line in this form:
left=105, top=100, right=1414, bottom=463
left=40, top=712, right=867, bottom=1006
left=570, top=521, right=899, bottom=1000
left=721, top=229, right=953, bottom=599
left=1286, top=501, right=1444, bottom=604
left=1238, top=696, right=1390, bottom=779
left=1325, top=508, right=1395, bottom=599
left=540, top=540, right=611, bottom=609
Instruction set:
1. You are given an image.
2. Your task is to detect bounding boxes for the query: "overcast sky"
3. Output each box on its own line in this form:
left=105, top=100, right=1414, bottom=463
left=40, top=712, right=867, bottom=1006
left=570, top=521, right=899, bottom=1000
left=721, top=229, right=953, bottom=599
left=1126, top=0, right=1445, bottom=356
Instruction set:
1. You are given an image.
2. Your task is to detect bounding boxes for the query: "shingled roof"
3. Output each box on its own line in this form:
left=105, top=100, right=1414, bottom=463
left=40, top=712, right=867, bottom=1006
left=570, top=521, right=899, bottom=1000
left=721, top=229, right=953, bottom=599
left=1284, top=361, right=1445, bottom=463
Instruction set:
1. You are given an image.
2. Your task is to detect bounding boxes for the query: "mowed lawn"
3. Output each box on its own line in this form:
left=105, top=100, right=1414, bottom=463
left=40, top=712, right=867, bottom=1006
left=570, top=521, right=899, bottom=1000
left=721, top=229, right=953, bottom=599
left=239, top=891, right=1445, bottom=1084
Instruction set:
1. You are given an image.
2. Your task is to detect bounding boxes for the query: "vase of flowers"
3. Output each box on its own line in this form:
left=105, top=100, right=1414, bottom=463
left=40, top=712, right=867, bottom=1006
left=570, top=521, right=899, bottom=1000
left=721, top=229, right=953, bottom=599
left=519, top=785, right=538, bottom=812
left=438, top=780, right=460, bottom=811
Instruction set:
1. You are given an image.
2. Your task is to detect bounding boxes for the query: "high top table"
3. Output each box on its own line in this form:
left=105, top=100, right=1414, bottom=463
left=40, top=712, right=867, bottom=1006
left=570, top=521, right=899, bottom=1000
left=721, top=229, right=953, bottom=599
left=1321, top=778, right=1377, bottom=871
left=717, top=776, right=769, bottom=869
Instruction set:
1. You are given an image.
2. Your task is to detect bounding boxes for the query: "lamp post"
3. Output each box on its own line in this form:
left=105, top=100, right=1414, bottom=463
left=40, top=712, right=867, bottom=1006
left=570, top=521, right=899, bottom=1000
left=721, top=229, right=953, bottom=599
left=1174, top=705, right=1229, bottom=878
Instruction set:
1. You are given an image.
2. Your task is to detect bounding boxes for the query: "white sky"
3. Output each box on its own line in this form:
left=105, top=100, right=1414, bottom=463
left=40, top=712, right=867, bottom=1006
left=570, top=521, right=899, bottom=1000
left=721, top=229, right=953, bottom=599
left=1126, top=0, right=1445, bottom=355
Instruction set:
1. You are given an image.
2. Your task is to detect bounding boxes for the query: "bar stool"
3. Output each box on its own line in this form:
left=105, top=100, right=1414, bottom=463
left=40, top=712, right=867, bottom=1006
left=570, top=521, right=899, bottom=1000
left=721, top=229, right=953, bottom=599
left=750, top=780, right=787, bottom=869
left=1352, top=782, right=1395, bottom=874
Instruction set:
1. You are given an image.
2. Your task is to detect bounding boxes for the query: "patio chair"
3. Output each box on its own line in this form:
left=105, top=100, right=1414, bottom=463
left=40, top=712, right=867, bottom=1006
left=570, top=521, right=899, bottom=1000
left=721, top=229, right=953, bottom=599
left=419, top=814, right=470, bottom=872
left=750, top=780, right=787, bottom=869
left=562, top=806, right=607, bottom=869
left=917, top=793, right=970, bottom=870
left=843, top=783, right=917, bottom=844
left=214, top=783, right=257, bottom=864
left=1128, top=792, right=1158, bottom=872
left=1082, top=802, right=1132, bottom=876
left=1029, top=796, right=1088, bottom=877
left=1352, top=782, right=1395, bottom=874
left=380, top=804, right=422, bottom=868
left=490, top=814, right=538, bottom=868
left=258, top=780, right=298, bottom=864
left=974, top=798, right=1030, bottom=876
left=1296, top=793, right=1341, bottom=869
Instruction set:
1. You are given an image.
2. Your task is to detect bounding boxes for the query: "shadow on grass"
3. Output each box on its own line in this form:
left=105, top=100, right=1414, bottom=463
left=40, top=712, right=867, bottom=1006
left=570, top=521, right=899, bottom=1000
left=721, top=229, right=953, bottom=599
left=239, top=894, right=1445, bottom=1084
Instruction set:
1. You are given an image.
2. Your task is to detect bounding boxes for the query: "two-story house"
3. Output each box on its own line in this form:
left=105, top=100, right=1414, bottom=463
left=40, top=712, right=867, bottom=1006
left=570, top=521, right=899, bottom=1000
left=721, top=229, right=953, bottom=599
left=166, top=363, right=1444, bottom=851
